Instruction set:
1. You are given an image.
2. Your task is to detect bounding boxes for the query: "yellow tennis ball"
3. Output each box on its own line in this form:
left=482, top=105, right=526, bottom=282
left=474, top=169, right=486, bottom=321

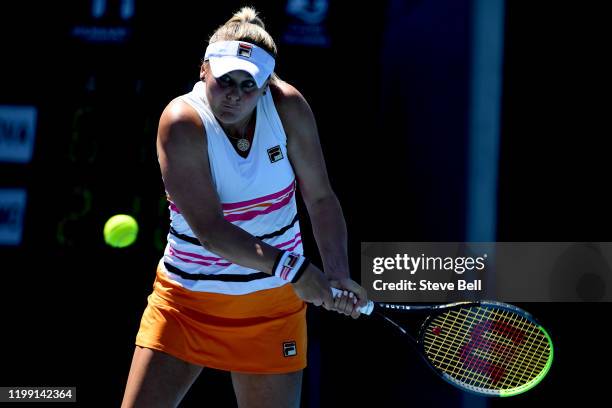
left=104, top=214, right=138, bottom=248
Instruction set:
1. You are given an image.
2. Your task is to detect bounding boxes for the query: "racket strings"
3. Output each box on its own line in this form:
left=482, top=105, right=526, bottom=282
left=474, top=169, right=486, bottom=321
left=459, top=309, right=544, bottom=389
left=424, top=310, right=527, bottom=390
left=485, top=309, right=550, bottom=388
left=433, top=308, right=550, bottom=390
left=425, top=308, right=493, bottom=386
left=460, top=309, right=528, bottom=386
left=491, top=309, right=550, bottom=388
left=422, top=306, right=551, bottom=392
left=425, top=308, right=550, bottom=390
left=428, top=309, right=546, bottom=381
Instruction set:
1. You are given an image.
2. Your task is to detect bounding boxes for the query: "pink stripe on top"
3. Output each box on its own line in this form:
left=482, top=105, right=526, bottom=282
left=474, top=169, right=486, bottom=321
left=169, top=202, right=180, bottom=213
left=168, top=181, right=295, bottom=216
left=168, top=235, right=303, bottom=271
left=276, top=232, right=302, bottom=248
left=224, top=189, right=294, bottom=222
left=221, top=180, right=295, bottom=211
left=171, top=246, right=224, bottom=261
left=285, top=239, right=303, bottom=252
left=169, top=248, right=232, bottom=267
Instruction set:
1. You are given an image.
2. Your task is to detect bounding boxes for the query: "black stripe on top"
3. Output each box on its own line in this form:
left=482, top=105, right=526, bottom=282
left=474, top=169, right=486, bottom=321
left=256, top=214, right=299, bottom=240
left=169, top=227, right=200, bottom=246
left=164, top=262, right=271, bottom=282
left=168, top=214, right=299, bottom=246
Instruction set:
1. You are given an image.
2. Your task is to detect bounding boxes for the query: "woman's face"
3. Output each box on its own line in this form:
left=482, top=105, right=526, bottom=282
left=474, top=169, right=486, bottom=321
left=204, top=68, right=266, bottom=125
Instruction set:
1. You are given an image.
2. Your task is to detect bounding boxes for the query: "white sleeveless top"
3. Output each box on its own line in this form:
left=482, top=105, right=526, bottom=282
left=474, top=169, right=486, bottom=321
left=160, top=81, right=303, bottom=295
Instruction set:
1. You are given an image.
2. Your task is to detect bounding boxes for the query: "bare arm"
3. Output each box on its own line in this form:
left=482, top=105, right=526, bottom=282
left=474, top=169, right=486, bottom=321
left=273, top=82, right=348, bottom=280
left=273, top=82, right=368, bottom=314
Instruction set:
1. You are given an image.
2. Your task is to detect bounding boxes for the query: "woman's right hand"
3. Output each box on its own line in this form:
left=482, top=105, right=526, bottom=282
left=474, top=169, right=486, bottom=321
left=291, top=263, right=334, bottom=310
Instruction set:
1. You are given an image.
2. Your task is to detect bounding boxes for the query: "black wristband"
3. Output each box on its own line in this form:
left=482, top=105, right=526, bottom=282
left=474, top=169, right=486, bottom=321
left=271, top=251, right=284, bottom=276
left=290, top=258, right=310, bottom=283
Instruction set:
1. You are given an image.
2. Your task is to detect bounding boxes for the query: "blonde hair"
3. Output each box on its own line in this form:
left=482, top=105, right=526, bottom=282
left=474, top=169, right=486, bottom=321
left=205, top=7, right=279, bottom=83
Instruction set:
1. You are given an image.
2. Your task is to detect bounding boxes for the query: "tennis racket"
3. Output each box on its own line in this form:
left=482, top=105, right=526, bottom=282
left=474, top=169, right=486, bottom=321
left=331, top=288, right=554, bottom=397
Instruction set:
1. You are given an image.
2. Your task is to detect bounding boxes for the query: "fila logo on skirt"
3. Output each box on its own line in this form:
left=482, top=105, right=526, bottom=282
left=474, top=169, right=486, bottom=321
left=283, top=341, right=297, bottom=357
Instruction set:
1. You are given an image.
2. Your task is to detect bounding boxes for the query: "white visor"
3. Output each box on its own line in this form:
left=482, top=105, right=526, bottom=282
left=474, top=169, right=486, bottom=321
left=204, top=41, right=276, bottom=89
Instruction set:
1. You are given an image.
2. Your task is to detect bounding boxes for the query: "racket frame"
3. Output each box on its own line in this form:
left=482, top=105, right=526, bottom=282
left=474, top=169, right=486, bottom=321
left=375, top=300, right=554, bottom=397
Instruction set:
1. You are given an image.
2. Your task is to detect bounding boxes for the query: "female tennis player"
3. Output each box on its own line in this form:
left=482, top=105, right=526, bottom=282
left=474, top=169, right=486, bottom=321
left=121, top=7, right=368, bottom=408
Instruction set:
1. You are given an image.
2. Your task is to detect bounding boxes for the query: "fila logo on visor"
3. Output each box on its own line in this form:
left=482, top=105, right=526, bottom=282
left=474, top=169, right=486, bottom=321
left=238, top=43, right=253, bottom=58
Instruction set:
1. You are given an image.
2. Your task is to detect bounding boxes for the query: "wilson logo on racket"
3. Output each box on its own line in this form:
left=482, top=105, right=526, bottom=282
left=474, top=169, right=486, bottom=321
left=458, top=320, right=526, bottom=384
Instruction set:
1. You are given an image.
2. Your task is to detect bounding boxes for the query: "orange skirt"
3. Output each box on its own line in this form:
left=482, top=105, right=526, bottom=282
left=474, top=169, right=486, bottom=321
left=135, top=264, right=307, bottom=374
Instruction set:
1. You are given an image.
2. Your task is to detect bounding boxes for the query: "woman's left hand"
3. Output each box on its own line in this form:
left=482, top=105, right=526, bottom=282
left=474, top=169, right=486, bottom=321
left=328, top=278, right=369, bottom=319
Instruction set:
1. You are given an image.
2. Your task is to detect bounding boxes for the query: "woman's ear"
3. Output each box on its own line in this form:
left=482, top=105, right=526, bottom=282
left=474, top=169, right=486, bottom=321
left=200, top=63, right=207, bottom=81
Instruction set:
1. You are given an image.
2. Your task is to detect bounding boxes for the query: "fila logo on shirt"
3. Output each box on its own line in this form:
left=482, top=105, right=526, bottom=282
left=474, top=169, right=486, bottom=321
left=283, top=341, right=297, bottom=357
left=267, top=145, right=284, bottom=163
